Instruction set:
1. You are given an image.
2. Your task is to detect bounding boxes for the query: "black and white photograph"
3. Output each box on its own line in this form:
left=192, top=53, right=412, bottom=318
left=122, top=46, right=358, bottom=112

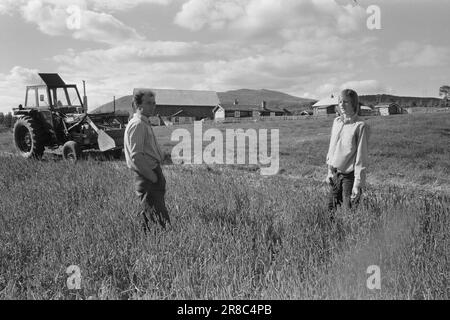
left=0, top=0, right=448, bottom=303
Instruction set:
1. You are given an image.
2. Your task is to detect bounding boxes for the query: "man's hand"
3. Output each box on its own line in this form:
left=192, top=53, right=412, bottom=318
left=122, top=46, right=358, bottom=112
left=133, top=154, right=158, bottom=183
left=326, top=172, right=334, bottom=185
left=351, top=186, right=361, bottom=200
left=147, top=170, right=158, bottom=184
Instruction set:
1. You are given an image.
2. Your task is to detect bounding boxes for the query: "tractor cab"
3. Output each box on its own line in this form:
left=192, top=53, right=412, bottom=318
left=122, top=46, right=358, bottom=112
left=23, top=73, right=85, bottom=114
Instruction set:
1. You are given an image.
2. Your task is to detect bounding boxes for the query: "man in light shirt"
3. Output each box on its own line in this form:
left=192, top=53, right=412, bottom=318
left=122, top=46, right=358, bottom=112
left=326, top=89, right=370, bottom=211
left=124, top=89, right=170, bottom=231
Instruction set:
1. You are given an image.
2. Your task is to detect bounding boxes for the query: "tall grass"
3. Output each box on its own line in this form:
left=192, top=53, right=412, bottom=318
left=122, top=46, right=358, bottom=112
left=0, top=160, right=448, bottom=299
left=0, top=113, right=449, bottom=299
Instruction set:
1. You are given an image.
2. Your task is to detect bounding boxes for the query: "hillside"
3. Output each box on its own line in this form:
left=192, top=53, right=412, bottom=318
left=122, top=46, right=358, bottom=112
left=218, top=89, right=316, bottom=112
left=90, top=95, right=132, bottom=115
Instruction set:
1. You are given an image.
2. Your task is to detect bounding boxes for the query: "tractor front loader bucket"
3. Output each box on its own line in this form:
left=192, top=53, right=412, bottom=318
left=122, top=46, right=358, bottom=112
left=97, top=128, right=124, bottom=152
left=85, top=116, right=125, bottom=152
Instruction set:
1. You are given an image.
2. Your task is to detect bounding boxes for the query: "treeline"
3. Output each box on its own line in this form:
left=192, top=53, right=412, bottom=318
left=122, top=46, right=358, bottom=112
left=0, top=112, right=16, bottom=128
left=359, top=94, right=445, bottom=108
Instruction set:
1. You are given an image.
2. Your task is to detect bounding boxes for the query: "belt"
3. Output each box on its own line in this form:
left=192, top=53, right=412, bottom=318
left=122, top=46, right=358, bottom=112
left=331, top=167, right=354, bottom=175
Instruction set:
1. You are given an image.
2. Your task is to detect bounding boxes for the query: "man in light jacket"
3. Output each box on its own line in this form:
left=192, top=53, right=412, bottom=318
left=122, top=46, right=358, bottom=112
left=124, top=89, right=170, bottom=231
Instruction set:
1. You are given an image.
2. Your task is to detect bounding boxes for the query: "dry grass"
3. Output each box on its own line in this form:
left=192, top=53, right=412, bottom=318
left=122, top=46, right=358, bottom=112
left=0, top=113, right=449, bottom=300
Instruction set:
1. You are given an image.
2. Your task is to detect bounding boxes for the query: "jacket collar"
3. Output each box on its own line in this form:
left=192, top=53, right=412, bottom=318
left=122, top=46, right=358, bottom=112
left=134, top=113, right=150, bottom=125
left=338, top=114, right=359, bottom=124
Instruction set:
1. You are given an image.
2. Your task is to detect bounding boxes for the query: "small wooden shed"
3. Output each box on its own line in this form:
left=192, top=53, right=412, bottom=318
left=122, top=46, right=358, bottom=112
left=312, top=96, right=338, bottom=116
left=374, top=103, right=402, bottom=116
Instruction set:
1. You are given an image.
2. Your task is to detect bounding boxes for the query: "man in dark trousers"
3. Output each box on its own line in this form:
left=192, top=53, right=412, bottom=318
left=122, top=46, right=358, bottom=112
left=124, top=89, right=170, bottom=232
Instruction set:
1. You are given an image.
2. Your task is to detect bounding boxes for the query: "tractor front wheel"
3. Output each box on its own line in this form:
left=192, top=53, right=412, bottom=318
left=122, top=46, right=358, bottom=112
left=62, top=141, right=82, bottom=162
left=13, top=116, right=45, bottom=159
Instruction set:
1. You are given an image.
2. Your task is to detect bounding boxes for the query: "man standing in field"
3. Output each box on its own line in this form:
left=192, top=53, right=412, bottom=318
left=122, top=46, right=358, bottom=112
left=124, top=89, right=170, bottom=232
left=326, top=89, right=370, bottom=211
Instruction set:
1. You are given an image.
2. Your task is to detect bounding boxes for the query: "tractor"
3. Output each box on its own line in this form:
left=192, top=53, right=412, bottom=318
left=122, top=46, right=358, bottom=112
left=12, top=73, right=126, bottom=161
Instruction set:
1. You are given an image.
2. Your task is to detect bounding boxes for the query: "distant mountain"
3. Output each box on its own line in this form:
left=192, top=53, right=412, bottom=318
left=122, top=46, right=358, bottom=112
left=91, top=95, right=132, bottom=115
left=218, top=89, right=317, bottom=113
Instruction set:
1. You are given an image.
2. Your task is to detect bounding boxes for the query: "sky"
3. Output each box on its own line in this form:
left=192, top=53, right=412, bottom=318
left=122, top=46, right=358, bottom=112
left=0, top=0, right=449, bottom=113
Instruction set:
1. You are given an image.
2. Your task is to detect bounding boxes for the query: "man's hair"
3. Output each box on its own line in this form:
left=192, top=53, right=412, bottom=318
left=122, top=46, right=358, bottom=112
left=340, top=89, right=359, bottom=112
left=132, top=89, right=155, bottom=111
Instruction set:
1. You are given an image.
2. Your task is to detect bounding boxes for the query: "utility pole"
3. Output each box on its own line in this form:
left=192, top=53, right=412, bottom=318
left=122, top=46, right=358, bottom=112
left=113, top=96, right=116, bottom=114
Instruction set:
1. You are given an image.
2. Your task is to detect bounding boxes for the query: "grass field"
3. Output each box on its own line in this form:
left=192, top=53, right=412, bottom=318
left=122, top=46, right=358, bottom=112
left=0, top=113, right=449, bottom=299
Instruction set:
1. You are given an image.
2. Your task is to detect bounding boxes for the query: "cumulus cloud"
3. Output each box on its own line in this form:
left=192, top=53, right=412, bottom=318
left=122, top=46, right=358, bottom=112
left=0, top=66, right=43, bottom=113
left=88, top=0, right=173, bottom=12
left=19, top=0, right=144, bottom=44
left=4, top=66, right=42, bottom=84
left=0, top=0, right=386, bottom=112
left=390, top=41, right=450, bottom=67
left=52, top=41, right=239, bottom=69
left=174, top=0, right=366, bottom=37
left=0, top=0, right=19, bottom=15
left=45, top=24, right=377, bottom=109
left=0, top=0, right=172, bottom=15
left=175, top=0, right=244, bottom=31
left=1, top=0, right=170, bottom=44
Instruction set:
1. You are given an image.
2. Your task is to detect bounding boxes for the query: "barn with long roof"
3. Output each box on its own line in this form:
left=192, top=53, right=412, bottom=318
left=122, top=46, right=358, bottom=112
left=93, top=88, right=224, bottom=122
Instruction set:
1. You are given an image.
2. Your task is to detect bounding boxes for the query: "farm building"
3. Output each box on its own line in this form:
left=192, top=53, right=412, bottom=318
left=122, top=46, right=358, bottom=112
left=359, top=105, right=377, bottom=116
left=300, top=110, right=313, bottom=116
left=221, top=100, right=286, bottom=118
left=313, top=96, right=378, bottom=116
left=221, top=103, right=260, bottom=118
left=374, top=103, right=402, bottom=116
left=312, top=96, right=338, bottom=116
left=93, top=89, right=223, bottom=123
left=148, top=89, right=223, bottom=122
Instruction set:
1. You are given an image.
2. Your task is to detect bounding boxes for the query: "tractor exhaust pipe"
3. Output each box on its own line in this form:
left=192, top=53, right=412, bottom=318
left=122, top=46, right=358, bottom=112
left=82, top=80, right=88, bottom=112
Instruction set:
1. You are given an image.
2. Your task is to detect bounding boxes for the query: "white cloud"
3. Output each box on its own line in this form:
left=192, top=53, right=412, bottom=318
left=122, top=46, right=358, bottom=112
left=52, top=41, right=237, bottom=68
left=175, top=0, right=366, bottom=37
left=4, top=66, right=42, bottom=84
left=0, top=0, right=18, bottom=15
left=0, top=66, right=42, bottom=113
left=88, top=0, right=173, bottom=12
left=19, top=0, right=144, bottom=44
left=390, top=41, right=450, bottom=67
left=175, top=0, right=244, bottom=31
left=71, top=10, right=145, bottom=44
left=0, top=0, right=172, bottom=15
left=44, top=24, right=377, bottom=109
left=1, top=0, right=170, bottom=44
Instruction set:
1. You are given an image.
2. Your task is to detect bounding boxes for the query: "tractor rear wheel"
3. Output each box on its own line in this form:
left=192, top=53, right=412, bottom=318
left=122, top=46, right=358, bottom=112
left=13, top=116, right=45, bottom=159
left=62, top=141, right=82, bottom=162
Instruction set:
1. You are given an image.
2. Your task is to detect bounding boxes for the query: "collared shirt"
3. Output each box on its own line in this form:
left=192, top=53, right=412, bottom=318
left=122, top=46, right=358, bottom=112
left=326, top=116, right=370, bottom=188
left=124, top=113, right=164, bottom=172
